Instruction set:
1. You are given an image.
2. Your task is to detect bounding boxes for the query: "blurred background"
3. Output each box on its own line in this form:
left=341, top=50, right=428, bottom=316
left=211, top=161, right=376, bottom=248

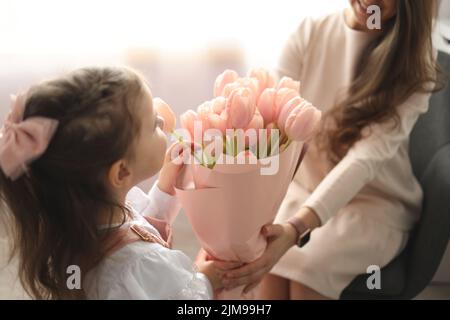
left=0, top=0, right=346, bottom=118
left=0, top=0, right=449, bottom=299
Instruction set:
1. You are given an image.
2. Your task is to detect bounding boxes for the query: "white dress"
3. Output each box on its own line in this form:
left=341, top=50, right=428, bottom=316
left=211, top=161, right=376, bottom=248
left=83, top=184, right=213, bottom=300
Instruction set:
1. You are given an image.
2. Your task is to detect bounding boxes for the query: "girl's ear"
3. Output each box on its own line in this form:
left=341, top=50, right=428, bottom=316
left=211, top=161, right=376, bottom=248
left=108, top=160, right=131, bottom=188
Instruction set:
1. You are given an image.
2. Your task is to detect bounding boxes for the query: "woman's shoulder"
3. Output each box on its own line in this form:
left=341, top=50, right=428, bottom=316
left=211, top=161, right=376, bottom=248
left=292, top=11, right=344, bottom=39
left=287, top=11, right=345, bottom=56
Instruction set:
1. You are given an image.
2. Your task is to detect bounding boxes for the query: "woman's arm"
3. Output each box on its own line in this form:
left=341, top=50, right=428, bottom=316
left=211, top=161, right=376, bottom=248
left=302, top=90, right=432, bottom=225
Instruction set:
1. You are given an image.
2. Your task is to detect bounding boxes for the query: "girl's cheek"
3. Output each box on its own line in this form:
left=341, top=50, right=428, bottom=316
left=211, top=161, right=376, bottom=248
left=156, top=130, right=168, bottom=160
left=145, top=132, right=166, bottom=175
left=157, top=129, right=168, bottom=149
left=159, top=130, right=167, bottom=145
left=145, top=130, right=166, bottom=163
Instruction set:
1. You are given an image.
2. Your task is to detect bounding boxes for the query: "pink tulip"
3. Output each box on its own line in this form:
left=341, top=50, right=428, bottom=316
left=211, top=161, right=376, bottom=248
left=197, top=100, right=212, bottom=115
left=237, top=110, right=263, bottom=149
left=256, top=88, right=277, bottom=126
left=248, top=68, right=276, bottom=96
left=265, top=122, right=278, bottom=140
left=277, top=96, right=304, bottom=133
left=207, top=112, right=227, bottom=134
left=246, top=110, right=264, bottom=130
left=211, top=97, right=227, bottom=114
left=214, top=69, right=239, bottom=97
left=257, top=122, right=280, bottom=154
left=285, top=102, right=322, bottom=141
left=196, top=101, right=212, bottom=132
left=236, top=77, right=260, bottom=100
left=226, top=87, right=256, bottom=129
left=198, top=113, right=211, bottom=132
left=180, top=110, right=201, bottom=140
left=275, top=88, right=299, bottom=115
left=221, top=81, right=242, bottom=98
left=153, top=98, right=176, bottom=133
left=220, top=109, right=228, bottom=120
left=277, top=76, right=301, bottom=92
left=221, top=77, right=260, bottom=100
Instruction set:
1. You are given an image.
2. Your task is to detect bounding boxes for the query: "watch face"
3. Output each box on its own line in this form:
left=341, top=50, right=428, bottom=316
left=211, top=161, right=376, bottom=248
left=299, top=230, right=311, bottom=247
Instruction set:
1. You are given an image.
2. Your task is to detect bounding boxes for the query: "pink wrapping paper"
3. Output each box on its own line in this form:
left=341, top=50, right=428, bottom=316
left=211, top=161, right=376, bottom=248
left=175, top=141, right=305, bottom=299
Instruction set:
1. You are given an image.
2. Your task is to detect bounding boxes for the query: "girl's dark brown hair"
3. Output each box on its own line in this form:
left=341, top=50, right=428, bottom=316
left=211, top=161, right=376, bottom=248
left=318, top=0, right=446, bottom=163
left=0, top=67, right=145, bottom=299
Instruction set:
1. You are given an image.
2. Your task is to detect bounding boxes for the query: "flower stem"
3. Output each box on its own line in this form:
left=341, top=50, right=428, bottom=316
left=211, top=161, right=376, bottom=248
left=169, top=131, right=204, bottom=166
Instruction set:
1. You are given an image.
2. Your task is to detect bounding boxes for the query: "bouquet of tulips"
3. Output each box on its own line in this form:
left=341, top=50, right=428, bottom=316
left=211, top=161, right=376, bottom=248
left=177, top=69, right=321, bottom=165
left=154, top=68, right=321, bottom=299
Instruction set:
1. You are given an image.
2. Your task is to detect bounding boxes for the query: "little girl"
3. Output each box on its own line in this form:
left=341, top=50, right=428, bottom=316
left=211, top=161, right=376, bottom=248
left=0, top=67, right=237, bottom=299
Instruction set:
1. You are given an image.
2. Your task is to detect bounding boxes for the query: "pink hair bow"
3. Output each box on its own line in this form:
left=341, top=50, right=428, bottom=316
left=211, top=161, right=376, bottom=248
left=0, top=93, right=59, bottom=180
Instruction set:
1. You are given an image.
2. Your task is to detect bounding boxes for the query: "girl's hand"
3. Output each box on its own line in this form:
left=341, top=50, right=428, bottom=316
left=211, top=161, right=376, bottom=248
left=157, top=142, right=187, bottom=195
left=195, top=249, right=242, bottom=291
left=222, top=223, right=298, bottom=293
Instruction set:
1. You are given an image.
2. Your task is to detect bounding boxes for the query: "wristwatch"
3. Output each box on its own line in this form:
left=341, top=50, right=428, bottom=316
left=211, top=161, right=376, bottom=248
left=287, top=216, right=311, bottom=248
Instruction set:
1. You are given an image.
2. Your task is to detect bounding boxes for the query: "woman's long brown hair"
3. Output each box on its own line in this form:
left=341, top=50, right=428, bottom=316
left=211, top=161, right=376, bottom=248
left=318, top=0, right=446, bottom=163
left=0, top=67, right=144, bottom=299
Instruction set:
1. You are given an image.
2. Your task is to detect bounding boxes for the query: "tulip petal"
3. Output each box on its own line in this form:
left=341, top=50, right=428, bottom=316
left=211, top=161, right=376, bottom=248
left=153, top=98, right=176, bottom=133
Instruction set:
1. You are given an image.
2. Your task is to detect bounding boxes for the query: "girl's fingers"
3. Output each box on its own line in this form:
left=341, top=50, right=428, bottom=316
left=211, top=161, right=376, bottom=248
left=167, top=142, right=190, bottom=165
left=224, top=256, right=268, bottom=279
left=166, top=141, right=182, bottom=154
left=195, top=248, right=208, bottom=264
left=168, top=141, right=204, bottom=165
left=166, top=142, right=182, bottom=159
left=223, top=269, right=265, bottom=290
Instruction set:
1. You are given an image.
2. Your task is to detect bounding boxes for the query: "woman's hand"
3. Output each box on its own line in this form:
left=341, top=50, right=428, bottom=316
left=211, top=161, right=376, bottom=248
left=222, top=223, right=298, bottom=293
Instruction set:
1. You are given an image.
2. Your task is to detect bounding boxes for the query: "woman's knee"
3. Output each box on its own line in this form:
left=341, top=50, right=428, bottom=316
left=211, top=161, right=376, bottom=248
left=257, top=274, right=290, bottom=300
left=289, top=281, right=331, bottom=300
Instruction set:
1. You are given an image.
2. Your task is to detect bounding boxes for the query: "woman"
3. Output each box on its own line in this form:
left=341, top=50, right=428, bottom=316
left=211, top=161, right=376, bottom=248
left=223, top=0, right=444, bottom=299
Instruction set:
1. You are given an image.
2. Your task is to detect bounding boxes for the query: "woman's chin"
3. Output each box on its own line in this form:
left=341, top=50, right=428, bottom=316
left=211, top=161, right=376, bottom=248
left=350, top=0, right=372, bottom=26
left=346, top=8, right=369, bottom=31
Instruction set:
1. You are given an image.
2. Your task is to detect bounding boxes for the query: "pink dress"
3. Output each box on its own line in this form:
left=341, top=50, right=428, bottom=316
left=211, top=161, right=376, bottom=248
left=271, top=10, right=434, bottom=299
